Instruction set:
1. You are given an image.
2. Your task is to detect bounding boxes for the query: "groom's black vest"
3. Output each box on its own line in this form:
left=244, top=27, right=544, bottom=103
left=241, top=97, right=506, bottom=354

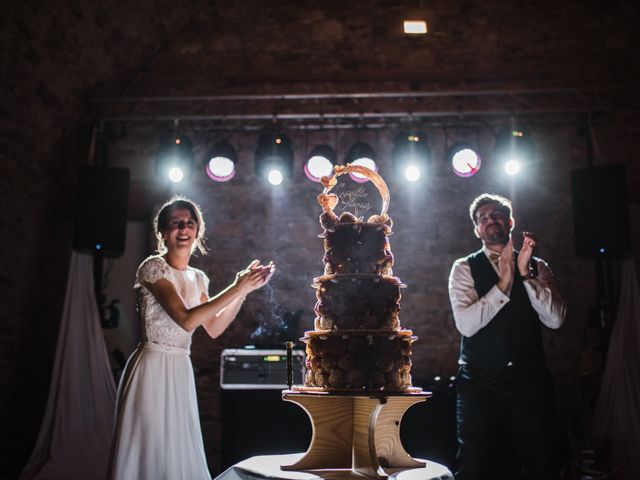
left=459, top=249, right=546, bottom=378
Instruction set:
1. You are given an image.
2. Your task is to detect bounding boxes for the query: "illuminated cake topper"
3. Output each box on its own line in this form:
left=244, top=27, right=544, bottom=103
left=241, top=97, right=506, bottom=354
left=317, top=163, right=390, bottom=224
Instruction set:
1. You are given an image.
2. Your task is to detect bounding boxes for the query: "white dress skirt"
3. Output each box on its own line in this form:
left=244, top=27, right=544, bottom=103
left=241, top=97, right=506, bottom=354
left=108, top=256, right=212, bottom=480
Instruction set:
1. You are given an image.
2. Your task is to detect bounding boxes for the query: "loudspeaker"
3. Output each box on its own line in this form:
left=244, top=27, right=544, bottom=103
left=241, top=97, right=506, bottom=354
left=220, top=389, right=311, bottom=470
left=73, top=166, right=130, bottom=258
left=571, top=165, right=631, bottom=258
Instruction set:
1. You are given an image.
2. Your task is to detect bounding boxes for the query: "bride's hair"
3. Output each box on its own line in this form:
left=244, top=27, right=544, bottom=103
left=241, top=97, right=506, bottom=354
left=153, top=195, right=208, bottom=255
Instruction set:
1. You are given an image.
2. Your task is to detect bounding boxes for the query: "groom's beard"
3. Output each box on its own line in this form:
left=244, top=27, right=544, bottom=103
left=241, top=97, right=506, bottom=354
left=485, top=224, right=509, bottom=245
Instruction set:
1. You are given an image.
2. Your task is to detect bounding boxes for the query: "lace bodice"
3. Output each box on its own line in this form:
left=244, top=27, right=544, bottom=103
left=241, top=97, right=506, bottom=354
left=134, top=255, right=210, bottom=351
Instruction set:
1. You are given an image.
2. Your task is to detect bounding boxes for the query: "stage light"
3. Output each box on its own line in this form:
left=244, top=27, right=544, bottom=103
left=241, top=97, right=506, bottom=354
left=168, top=167, right=184, bottom=183
left=255, top=133, right=293, bottom=185
left=346, top=142, right=376, bottom=183
left=155, top=134, right=193, bottom=183
left=304, top=145, right=336, bottom=182
left=268, top=169, right=283, bottom=186
left=392, top=132, right=430, bottom=182
left=205, top=141, right=237, bottom=182
left=405, top=165, right=421, bottom=182
left=494, top=126, right=533, bottom=175
left=505, top=159, right=521, bottom=176
left=448, top=143, right=481, bottom=177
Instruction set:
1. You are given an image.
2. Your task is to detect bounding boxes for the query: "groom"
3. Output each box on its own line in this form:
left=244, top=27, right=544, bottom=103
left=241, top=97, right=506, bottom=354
left=448, top=193, right=566, bottom=480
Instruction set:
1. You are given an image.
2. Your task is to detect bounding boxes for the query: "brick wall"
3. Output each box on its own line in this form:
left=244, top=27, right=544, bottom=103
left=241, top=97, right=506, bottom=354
left=1, top=0, right=639, bottom=477
left=107, top=122, right=610, bottom=473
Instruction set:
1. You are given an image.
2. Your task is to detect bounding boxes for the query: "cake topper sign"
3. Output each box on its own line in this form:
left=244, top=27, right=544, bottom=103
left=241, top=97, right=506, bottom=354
left=335, top=183, right=373, bottom=218
left=318, top=164, right=390, bottom=224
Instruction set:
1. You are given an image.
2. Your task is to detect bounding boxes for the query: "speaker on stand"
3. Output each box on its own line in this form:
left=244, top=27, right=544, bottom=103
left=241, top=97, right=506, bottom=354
left=73, top=165, right=130, bottom=258
left=73, top=165, right=130, bottom=323
left=571, top=164, right=631, bottom=260
left=571, top=163, right=631, bottom=365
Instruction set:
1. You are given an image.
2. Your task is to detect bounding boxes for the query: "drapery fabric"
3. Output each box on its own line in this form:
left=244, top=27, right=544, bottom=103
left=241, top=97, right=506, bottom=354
left=19, top=252, right=116, bottom=480
left=592, top=259, right=640, bottom=480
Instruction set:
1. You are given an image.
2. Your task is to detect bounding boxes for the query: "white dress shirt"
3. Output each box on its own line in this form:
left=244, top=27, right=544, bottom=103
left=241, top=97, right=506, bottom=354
left=448, top=246, right=566, bottom=338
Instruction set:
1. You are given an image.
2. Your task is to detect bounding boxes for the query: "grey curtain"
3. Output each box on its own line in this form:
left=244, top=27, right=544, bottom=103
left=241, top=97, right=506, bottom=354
left=592, top=259, right=640, bottom=480
left=19, top=252, right=116, bottom=480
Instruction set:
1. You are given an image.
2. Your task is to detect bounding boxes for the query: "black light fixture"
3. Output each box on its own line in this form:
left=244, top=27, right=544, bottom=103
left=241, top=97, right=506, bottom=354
left=304, top=144, right=336, bottom=182
left=155, top=133, right=193, bottom=183
left=448, top=142, right=481, bottom=178
left=255, top=133, right=293, bottom=186
left=205, top=141, right=237, bottom=182
left=494, top=126, right=534, bottom=176
left=392, top=131, right=430, bottom=182
left=345, top=141, right=376, bottom=183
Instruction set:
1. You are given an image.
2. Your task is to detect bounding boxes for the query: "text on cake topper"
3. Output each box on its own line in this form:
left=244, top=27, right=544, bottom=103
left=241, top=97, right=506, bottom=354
left=336, top=183, right=373, bottom=217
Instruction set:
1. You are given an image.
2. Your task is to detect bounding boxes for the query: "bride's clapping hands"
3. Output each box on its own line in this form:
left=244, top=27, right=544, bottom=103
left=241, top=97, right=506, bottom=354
left=254, top=260, right=275, bottom=283
left=235, top=259, right=276, bottom=295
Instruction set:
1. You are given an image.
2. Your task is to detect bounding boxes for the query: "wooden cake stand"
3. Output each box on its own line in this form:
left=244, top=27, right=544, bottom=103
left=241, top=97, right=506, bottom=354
left=280, top=389, right=431, bottom=479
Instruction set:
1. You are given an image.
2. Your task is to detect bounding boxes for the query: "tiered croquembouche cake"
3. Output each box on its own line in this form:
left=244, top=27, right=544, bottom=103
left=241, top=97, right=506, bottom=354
left=300, top=164, right=420, bottom=392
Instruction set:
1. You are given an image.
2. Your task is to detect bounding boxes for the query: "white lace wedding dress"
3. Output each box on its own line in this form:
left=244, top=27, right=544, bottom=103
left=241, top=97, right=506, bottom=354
left=107, top=255, right=211, bottom=480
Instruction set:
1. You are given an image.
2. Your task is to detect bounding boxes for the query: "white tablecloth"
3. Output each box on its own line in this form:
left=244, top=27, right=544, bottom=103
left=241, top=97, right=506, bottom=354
left=215, top=453, right=453, bottom=480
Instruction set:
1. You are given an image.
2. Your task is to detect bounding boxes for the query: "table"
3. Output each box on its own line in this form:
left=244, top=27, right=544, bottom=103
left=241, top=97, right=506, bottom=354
left=215, top=453, right=453, bottom=480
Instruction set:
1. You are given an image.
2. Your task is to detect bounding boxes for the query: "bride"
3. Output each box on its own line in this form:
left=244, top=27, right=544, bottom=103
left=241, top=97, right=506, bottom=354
left=107, top=196, right=274, bottom=480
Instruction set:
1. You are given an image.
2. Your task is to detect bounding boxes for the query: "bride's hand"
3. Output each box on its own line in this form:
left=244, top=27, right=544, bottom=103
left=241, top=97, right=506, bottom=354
left=234, top=260, right=275, bottom=295
left=253, top=260, right=275, bottom=283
